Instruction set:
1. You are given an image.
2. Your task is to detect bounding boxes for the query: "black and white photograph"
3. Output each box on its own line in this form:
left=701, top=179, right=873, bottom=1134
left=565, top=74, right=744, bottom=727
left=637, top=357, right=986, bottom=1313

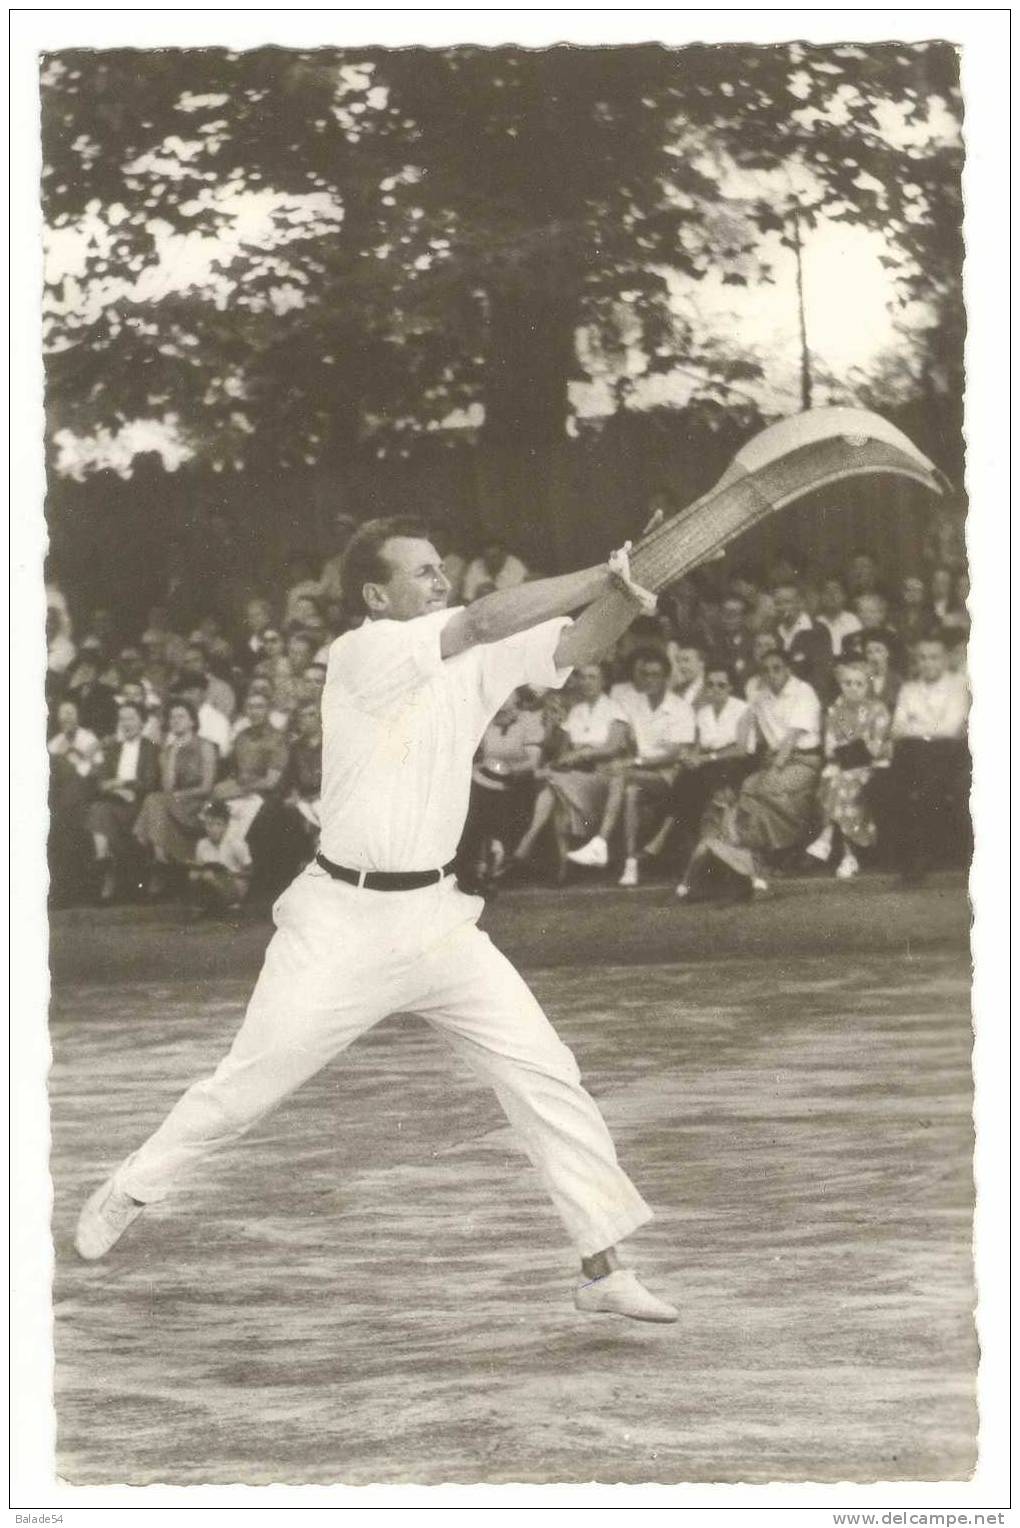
left=10, top=7, right=1009, bottom=1514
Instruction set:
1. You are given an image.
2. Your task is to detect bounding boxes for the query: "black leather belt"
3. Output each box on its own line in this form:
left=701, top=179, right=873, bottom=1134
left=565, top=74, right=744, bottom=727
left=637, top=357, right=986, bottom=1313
left=315, top=851, right=456, bottom=891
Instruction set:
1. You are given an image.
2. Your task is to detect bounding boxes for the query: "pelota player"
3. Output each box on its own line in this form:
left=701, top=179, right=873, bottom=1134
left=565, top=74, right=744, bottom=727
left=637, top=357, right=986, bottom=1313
left=76, top=517, right=677, bottom=1322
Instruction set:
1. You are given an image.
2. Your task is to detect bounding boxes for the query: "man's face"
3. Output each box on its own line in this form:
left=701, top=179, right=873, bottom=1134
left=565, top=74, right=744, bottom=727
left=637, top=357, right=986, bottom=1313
left=287, top=636, right=312, bottom=672
left=916, top=641, right=947, bottom=683
left=245, top=693, right=271, bottom=728
left=773, top=586, right=801, bottom=624
left=753, top=632, right=779, bottom=665
left=721, top=599, right=747, bottom=634
left=366, top=537, right=451, bottom=622
left=902, top=577, right=925, bottom=608
left=118, top=704, right=143, bottom=740
left=837, top=665, right=869, bottom=703
left=638, top=660, right=669, bottom=702
left=181, top=648, right=207, bottom=682
left=704, top=670, right=732, bottom=705
left=864, top=639, right=890, bottom=672
left=673, top=647, right=703, bottom=685
left=820, top=580, right=846, bottom=618
left=297, top=704, right=321, bottom=739
left=856, top=593, right=887, bottom=628
left=57, top=701, right=78, bottom=733
left=761, top=653, right=790, bottom=695
left=577, top=664, right=604, bottom=702
left=121, top=681, right=146, bottom=710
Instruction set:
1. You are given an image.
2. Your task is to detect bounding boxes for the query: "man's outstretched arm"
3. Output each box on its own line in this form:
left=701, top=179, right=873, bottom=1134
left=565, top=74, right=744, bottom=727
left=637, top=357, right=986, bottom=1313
left=440, top=564, right=612, bottom=659
left=440, top=556, right=653, bottom=665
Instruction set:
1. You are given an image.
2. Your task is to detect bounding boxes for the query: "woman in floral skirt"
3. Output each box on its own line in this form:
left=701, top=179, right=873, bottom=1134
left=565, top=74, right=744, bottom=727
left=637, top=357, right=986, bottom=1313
left=806, top=658, right=892, bottom=879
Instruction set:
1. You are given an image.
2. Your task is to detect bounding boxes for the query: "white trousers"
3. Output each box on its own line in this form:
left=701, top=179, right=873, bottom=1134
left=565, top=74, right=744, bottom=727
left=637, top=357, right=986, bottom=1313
left=117, top=864, right=652, bottom=1258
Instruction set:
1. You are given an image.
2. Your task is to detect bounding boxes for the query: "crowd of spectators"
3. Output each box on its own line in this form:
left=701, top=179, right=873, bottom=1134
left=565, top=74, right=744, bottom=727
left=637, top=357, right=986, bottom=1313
left=45, top=510, right=971, bottom=911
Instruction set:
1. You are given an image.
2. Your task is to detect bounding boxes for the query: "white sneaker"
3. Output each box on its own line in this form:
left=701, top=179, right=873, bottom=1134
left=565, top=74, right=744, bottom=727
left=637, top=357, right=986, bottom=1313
left=574, top=1269, right=679, bottom=1324
left=566, top=835, right=609, bottom=869
left=835, top=852, right=859, bottom=880
left=805, top=833, right=833, bottom=862
left=751, top=876, right=768, bottom=894
left=618, top=857, right=639, bottom=888
left=75, top=1176, right=145, bottom=1261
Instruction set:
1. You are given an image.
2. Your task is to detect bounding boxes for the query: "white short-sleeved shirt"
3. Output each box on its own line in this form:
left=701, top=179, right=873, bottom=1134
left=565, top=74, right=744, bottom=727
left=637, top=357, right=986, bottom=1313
left=320, top=609, right=572, bottom=870
left=695, top=696, right=754, bottom=753
left=563, top=694, right=623, bottom=749
left=611, top=686, right=695, bottom=763
left=752, top=675, right=822, bottom=751
left=892, top=673, right=970, bottom=741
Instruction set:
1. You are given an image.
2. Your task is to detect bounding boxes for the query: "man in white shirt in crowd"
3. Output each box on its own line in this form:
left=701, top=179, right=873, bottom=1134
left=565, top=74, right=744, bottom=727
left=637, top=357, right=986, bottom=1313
left=668, top=642, right=707, bottom=710
left=568, top=649, right=696, bottom=887
left=773, top=581, right=833, bottom=698
left=76, top=516, right=678, bottom=1324
left=889, top=634, right=970, bottom=882
left=815, top=576, right=863, bottom=658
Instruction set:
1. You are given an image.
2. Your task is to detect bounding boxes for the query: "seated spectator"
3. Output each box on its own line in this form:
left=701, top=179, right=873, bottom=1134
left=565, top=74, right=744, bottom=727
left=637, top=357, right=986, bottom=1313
left=847, top=551, right=881, bottom=600
left=281, top=700, right=324, bottom=836
left=189, top=614, right=234, bottom=672
left=132, top=698, right=218, bottom=895
left=114, top=646, right=162, bottom=711
left=85, top=699, right=161, bottom=901
left=773, top=581, right=833, bottom=697
left=942, top=570, right=970, bottom=632
left=271, top=630, right=317, bottom=717
left=48, top=698, right=103, bottom=905
left=945, top=628, right=969, bottom=678
left=186, top=801, right=252, bottom=915
left=457, top=689, right=545, bottom=889
left=930, top=565, right=966, bottom=628
left=805, top=659, right=892, bottom=879
left=886, top=635, right=971, bottom=882
left=861, top=630, right=902, bottom=712
left=714, top=593, right=756, bottom=695
left=567, top=650, right=696, bottom=886
left=48, top=697, right=103, bottom=779
left=286, top=594, right=326, bottom=643
left=667, top=642, right=707, bottom=709
left=213, top=690, right=296, bottom=899
left=461, top=539, right=529, bottom=603
left=677, top=649, right=822, bottom=898
left=897, top=574, right=937, bottom=646
left=177, top=643, right=236, bottom=723
left=66, top=638, right=119, bottom=738
left=744, top=630, right=782, bottom=703
left=816, top=576, right=863, bottom=658
left=176, top=676, right=232, bottom=759
left=238, top=596, right=276, bottom=669
left=854, top=590, right=894, bottom=637
left=642, top=662, right=756, bottom=864
left=509, top=663, right=630, bottom=882
left=119, top=678, right=164, bottom=746
left=46, top=605, right=76, bottom=687
left=283, top=555, right=324, bottom=628
left=140, top=604, right=190, bottom=672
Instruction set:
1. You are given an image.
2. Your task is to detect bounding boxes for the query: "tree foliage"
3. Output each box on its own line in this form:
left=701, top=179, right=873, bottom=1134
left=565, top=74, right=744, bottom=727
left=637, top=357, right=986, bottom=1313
left=42, top=42, right=963, bottom=485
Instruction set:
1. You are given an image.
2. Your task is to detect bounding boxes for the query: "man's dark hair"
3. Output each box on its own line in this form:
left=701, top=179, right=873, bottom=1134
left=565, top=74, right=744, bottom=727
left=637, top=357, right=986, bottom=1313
left=341, top=516, right=432, bottom=610
left=629, top=646, right=669, bottom=676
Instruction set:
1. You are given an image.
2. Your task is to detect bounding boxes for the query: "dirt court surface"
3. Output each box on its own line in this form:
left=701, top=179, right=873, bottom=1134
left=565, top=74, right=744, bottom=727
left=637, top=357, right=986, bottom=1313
left=49, top=876, right=975, bottom=1486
